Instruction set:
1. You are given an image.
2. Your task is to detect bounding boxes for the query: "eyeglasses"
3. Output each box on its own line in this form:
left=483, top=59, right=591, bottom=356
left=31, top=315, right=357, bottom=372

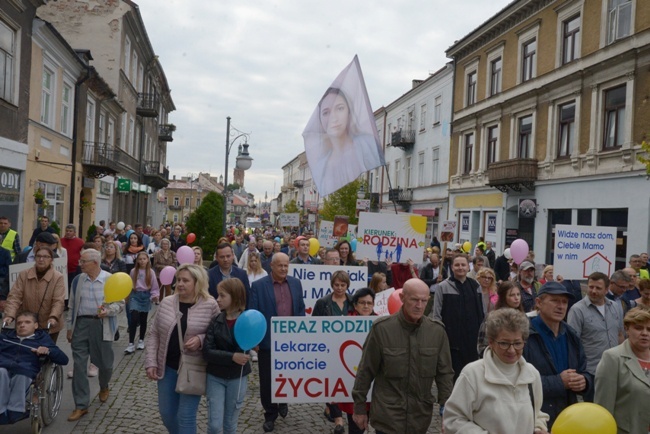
left=356, top=301, right=374, bottom=306
left=35, top=255, right=52, bottom=260
left=494, top=341, right=525, bottom=350
left=78, top=259, right=91, bottom=265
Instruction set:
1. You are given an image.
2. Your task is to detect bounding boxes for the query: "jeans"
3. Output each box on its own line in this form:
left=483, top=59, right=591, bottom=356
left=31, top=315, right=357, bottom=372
left=158, top=365, right=201, bottom=434
left=206, top=373, right=248, bottom=434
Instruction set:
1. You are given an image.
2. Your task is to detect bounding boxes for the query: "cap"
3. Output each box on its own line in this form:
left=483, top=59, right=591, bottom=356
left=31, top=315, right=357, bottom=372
left=536, top=281, right=575, bottom=299
left=520, top=261, right=535, bottom=270
left=35, top=232, right=57, bottom=245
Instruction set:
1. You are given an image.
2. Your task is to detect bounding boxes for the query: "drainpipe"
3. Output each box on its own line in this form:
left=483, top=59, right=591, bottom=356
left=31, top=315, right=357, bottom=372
left=69, top=66, right=92, bottom=224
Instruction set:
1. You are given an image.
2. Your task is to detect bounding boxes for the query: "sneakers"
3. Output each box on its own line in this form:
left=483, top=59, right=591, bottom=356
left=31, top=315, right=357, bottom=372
left=124, top=343, right=135, bottom=354
left=88, top=364, right=98, bottom=377
left=137, top=340, right=145, bottom=350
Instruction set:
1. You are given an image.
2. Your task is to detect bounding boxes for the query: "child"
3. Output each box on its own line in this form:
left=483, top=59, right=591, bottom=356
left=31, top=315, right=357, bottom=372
left=203, top=279, right=251, bottom=434
left=125, top=252, right=159, bottom=354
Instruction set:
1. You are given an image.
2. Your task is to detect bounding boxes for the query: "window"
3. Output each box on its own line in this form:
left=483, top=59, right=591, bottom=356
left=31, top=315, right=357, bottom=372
left=518, top=116, right=533, bottom=158
left=463, top=133, right=474, bottom=174
left=138, top=63, right=144, bottom=92
left=466, top=71, right=477, bottom=106
left=0, top=20, right=16, bottom=103
left=489, top=57, right=502, bottom=96
left=85, top=98, right=95, bottom=142
left=107, top=118, right=115, bottom=147
left=395, top=159, right=401, bottom=188
left=431, top=148, right=439, bottom=184
left=387, top=123, right=392, bottom=144
left=418, top=152, right=425, bottom=186
left=406, top=156, right=412, bottom=188
left=61, top=82, right=72, bottom=135
left=173, top=214, right=178, bottom=223
left=407, top=109, right=414, bottom=131
left=185, top=197, right=190, bottom=207
left=173, top=197, right=179, bottom=206
left=128, top=116, right=135, bottom=154
left=98, top=112, right=105, bottom=143
left=562, top=15, right=580, bottom=64
left=419, top=104, right=426, bottom=131
left=603, top=85, right=626, bottom=149
left=120, top=113, right=127, bottom=149
left=196, top=198, right=201, bottom=207
left=433, top=96, right=441, bottom=125
left=124, top=36, right=131, bottom=76
left=131, top=51, right=138, bottom=85
left=557, top=102, right=576, bottom=157
left=522, top=39, right=536, bottom=82
left=41, top=66, right=55, bottom=126
left=487, top=125, right=498, bottom=165
left=37, top=182, right=65, bottom=223
left=608, top=0, right=632, bottom=44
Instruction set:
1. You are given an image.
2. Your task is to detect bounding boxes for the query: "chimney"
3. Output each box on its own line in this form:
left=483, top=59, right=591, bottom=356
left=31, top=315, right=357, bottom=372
left=412, top=79, right=423, bottom=89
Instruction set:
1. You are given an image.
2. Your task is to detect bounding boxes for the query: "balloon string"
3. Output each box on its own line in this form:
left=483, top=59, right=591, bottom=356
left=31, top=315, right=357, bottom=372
left=237, top=351, right=246, bottom=400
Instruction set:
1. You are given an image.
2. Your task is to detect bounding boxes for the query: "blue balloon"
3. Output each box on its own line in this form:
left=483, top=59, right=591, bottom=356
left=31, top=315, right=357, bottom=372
left=23, top=246, right=32, bottom=253
left=350, top=238, right=357, bottom=252
left=274, top=237, right=281, bottom=242
left=126, top=229, right=135, bottom=239
left=234, top=309, right=267, bottom=351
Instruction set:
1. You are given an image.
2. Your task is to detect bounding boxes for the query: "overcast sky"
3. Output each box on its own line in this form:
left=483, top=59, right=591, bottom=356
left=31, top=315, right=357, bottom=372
left=135, top=0, right=512, bottom=202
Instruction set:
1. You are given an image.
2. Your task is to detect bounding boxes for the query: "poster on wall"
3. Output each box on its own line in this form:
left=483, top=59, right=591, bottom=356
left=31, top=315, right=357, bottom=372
left=356, top=212, right=426, bottom=263
left=486, top=213, right=497, bottom=234
left=460, top=213, right=470, bottom=232
left=553, top=224, right=617, bottom=279
left=505, top=228, right=519, bottom=246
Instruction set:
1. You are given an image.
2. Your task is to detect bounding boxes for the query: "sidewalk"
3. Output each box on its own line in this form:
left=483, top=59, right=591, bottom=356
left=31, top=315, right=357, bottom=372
left=0, top=306, right=443, bottom=433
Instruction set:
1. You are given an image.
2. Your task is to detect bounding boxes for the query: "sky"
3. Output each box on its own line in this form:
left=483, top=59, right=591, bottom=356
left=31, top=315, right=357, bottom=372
left=135, top=0, right=513, bottom=202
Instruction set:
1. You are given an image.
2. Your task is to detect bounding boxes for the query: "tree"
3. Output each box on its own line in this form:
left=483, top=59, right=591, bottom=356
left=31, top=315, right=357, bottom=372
left=283, top=199, right=300, bottom=213
left=185, top=191, right=224, bottom=259
left=226, top=183, right=241, bottom=191
left=637, top=139, right=650, bottom=175
left=319, top=179, right=364, bottom=225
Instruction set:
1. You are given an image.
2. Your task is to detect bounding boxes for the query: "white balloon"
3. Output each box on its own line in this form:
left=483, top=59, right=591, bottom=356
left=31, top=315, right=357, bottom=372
left=504, top=248, right=512, bottom=260
left=116, top=221, right=125, bottom=230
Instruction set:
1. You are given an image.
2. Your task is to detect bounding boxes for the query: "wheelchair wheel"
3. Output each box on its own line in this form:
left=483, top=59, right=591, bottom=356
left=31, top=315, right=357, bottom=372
left=30, top=415, right=42, bottom=434
left=40, top=363, right=63, bottom=426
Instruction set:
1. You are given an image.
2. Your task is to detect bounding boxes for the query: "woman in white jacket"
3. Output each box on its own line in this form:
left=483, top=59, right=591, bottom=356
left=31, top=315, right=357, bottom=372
left=444, top=308, right=549, bottom=434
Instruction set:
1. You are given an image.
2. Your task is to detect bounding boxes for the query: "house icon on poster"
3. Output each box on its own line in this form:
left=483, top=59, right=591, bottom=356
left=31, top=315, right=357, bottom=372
left=582, top=252, right=612, bottom=278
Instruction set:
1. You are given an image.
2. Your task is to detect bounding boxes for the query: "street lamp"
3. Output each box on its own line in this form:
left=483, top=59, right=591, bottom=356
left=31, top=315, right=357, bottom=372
left=223, top=116, right=253, bottom=235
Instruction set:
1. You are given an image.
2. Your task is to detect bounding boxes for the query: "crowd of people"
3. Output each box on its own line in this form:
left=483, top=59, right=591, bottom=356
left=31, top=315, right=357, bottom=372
left=1, top=215, right=650, bottom=433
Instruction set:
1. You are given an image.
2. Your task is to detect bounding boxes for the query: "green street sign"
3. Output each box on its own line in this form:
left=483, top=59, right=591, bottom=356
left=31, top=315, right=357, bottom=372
left=117, top=178, right=131, bottom=193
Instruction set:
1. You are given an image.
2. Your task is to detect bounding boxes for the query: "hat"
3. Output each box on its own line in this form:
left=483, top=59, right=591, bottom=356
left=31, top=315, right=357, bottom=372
left=520, top=261, right=535, bottom=270
left=35, top=232, right=57, bottom=245
left=536, top=281, right=575, bottom=299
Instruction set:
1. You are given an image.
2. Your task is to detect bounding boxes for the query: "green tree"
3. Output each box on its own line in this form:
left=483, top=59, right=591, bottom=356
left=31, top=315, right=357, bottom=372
left=226, top=183, right=241, bottom=192
left=319, top=179, right=364, bottom=225
left=283, top=199, right=300, bottom=213
left=637, top=139, right=650, bottom=175
left=185, top=191, right=224, bottom=259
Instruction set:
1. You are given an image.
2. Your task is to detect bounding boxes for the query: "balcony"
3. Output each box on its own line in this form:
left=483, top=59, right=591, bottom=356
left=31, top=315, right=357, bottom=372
left=486, top=158, right=538, bottom=192
left=168, top=204, right=182, bottom=211
left=388, top=188, right=413, bottom=205
left=159, top=124, right=175, bottom=142
left=114, top=149, right=140, bottom=176
left=137, top=93, right=159, bottom=117
left=293, top=180, right=304, bottom=188
left=390, top=129, right=416, bottom=151
left=81, top=142, right=120, bottom=178
left=143, top=161, right=169, bottom=189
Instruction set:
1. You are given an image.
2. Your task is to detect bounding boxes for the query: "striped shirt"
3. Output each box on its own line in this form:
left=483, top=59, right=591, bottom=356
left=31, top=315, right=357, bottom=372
left=77, top=270, right=111, bottom=316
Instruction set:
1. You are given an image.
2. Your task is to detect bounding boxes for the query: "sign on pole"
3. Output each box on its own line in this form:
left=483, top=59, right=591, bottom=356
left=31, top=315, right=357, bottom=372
left=271, top=316, right=376, bottom=403
left=317, top=221, right=357, bottom=248
left=553, top=224, right=617, bottom=279
left=356, top=212, right=426, bottom=263
left=440, top=220, right=457, bottom=243
left=279, top=213, right=300, bottom=227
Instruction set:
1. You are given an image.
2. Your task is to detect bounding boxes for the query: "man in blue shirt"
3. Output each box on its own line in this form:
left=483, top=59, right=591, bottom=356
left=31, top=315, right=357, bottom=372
left=523, top=281, right=592, bottom=430
left=207, top=242, right=250, bottom=301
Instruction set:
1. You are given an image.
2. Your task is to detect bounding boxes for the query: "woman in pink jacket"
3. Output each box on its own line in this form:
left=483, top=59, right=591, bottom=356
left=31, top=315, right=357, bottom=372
left=145, top=264, right=219, bottom=434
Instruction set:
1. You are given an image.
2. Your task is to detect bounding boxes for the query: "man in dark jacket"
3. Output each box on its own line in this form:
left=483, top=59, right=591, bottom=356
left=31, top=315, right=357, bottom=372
left=28, top=216, right=56, bottom=247
left=522, top=282, right=592, bottom=429
left=0, top=311, right=68, bottom=422
left=207, top=243, right=251, bottom=301
left=13, top=232, right=59, bottom=264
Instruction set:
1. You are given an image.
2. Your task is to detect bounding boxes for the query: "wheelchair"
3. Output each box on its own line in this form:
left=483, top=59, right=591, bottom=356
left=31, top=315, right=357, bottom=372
left=0, top=323, right=64, bottom=433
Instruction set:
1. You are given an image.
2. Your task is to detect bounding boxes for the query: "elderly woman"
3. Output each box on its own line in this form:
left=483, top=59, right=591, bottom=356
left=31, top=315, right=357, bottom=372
left=445, top=308, right=549, bottom=434
left=3, top=247, right=66, bottom=342
left=145, top=264, right=219, bottom=434
left=595, top=306, right=650, bottom=433
left=477, top=281, right=525, bottom=356
left=476, top=267, right=498, bottom=315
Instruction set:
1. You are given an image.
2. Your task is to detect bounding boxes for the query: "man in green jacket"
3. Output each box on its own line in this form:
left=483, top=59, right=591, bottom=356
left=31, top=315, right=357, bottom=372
left=352, top=278, right=454, bottom=434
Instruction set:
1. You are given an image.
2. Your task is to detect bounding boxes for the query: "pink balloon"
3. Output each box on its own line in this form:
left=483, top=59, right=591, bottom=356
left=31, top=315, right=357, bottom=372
left=510, top=239, right=529, bottom=265
left=176, top=245, right=194, bottom=265
left=159, top=266, right=176, bottom=285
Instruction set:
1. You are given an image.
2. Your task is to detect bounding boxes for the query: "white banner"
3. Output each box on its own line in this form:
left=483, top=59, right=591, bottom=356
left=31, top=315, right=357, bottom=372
left=289, top=264, right=368, bottom=315
left=553, top=224, right=617, bottom=279
left=9, top=258, right=68, bottom=292
left=356, top=212, right=426, bottom=264
left=373, top=288, right=395, bottom=316
left=279, top=213, right=300, bottom=227
left=317, top=221, right=357, bottom=248
left=271, top=316, right=376, bottom=403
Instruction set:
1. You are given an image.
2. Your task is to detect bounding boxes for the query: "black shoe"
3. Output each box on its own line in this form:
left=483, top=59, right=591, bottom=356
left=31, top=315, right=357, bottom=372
left=323, top=409, right=334, bottom=422
left=263, top=420, right=275, bottom=432
left=334, top=424, right=345, bottom=434
left=279, top=404, right=288, bottom=418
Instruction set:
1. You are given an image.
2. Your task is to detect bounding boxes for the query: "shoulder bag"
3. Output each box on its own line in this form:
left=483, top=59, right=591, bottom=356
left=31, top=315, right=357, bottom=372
left=174, top=299, right=207, bottom=395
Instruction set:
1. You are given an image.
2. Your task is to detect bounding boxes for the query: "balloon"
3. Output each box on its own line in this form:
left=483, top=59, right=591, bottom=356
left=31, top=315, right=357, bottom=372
left=234, top=228, right=240, bottom=235
left=462, top=241, right=471, bottom=253
left=387, top=289, right=403, bottom=314
left=294, top=236, right=305, bottom=249
left=274, top=237, right=280, bottom=242
left=159, top=266, right=176, bottom=285
left=186, top=233, right=196, bottom=244
left=126, top=229, right=135, bottom=240
left=23, top=246, right=32, bottom=253
left=308, top=238, right=320, bottom=256
left=176, top=245, right=194, bottom=264
left=510, top=239, right=529, bottom=265
left=503, top=248, right=512, bottom=260
left=552, top=403, right=616, bottom=434
left=114, top=240, right=122, bottom=249
left=350, top=238, right=357, bottom=252
left=116, top=221, right=125, bottom=230
left=234, top=309, right=267, bottom=351
left=104, top=272, right=133, bottom=303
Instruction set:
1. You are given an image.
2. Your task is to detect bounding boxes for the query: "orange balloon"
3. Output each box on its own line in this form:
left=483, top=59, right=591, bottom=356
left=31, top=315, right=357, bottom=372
left=294, top=236, right=305, bottom=249
left=387, top=289, right=403, bottom=314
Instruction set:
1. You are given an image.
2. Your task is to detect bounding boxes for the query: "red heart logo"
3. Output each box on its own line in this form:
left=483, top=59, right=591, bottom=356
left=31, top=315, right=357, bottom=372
left=339, top=340, right=363, bottom=378
left=305, top=307, right=313, bottom=314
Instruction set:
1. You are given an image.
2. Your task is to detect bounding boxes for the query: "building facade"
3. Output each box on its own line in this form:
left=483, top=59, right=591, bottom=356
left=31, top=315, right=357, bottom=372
left=446, top=0, right=650, bottom=265
left=164, top=173, right=223, bottom=224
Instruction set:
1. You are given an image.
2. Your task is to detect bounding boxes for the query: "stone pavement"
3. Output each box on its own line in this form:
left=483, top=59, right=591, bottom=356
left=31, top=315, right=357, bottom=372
left=0, top=306, right=443, bottom=433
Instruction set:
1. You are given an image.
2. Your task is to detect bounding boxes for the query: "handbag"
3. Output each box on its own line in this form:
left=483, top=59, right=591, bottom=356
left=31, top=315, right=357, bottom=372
left=174, top=298, right=207, bottom=396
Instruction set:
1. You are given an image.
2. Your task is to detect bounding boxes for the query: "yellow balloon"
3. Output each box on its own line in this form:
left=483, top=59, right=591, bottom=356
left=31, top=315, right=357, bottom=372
left=552, top=403, right=617, bottom=434
left=462, top=241, right=471, bottom=253
left=104, top=272, right=133, bottom=303
left=308, top=238, right=320, bottom=256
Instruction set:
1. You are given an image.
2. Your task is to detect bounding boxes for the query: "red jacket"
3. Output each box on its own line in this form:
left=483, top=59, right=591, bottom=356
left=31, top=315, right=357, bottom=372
left=61, top=236, right=84, bottom=271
